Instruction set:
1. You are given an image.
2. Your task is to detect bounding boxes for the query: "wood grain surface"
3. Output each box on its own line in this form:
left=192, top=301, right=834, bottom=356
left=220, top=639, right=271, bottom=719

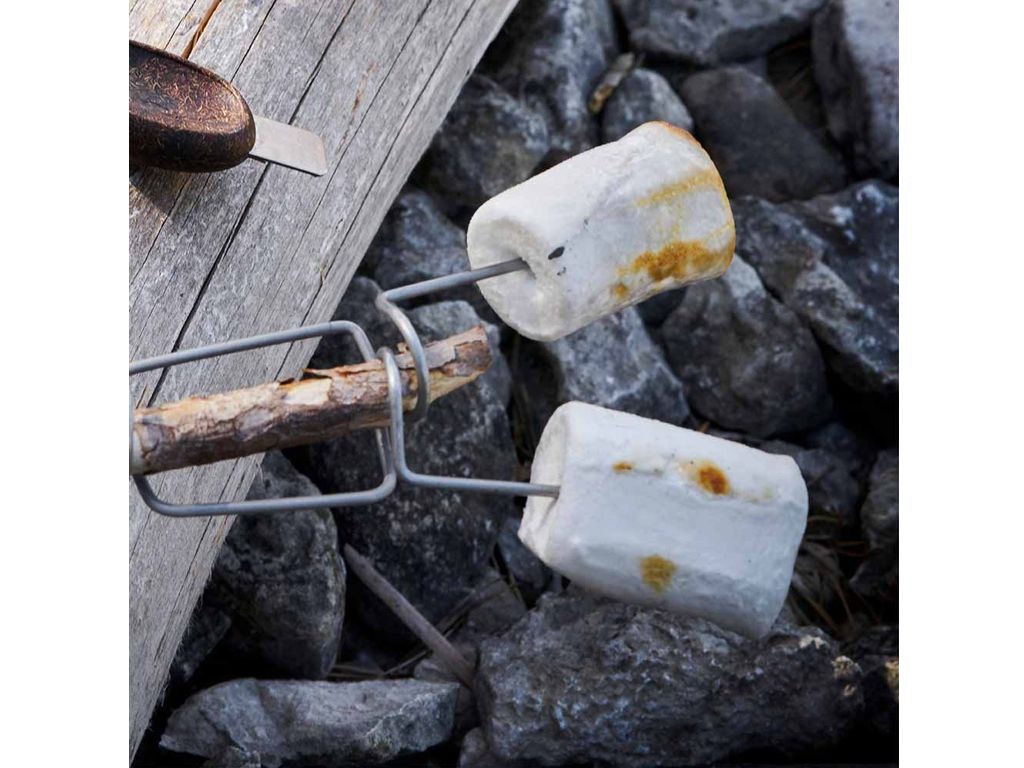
left=128, top=0, right=517, bottom=757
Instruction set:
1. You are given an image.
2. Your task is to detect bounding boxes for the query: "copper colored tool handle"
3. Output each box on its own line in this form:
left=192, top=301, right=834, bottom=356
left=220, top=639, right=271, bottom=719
left=129, top=40, right=256, bottom=172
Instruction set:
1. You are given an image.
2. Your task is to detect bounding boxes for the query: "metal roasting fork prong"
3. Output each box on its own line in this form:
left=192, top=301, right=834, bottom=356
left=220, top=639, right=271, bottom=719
left=130, top=321, right=396, bottom=517
left=129, top=258, right=558, bottom=517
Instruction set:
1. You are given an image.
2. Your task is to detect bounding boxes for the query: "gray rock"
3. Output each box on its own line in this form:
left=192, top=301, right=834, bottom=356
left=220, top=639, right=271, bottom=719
left=760, top=438, right=866, bottom=530
left=364, top=188, right=498, bottom=318
left=310, top=276, right=389, bottom=368
left=476, top=590, right=863, bottom=766
left=860, top=448, right=897, bottom=547
left=415, top=301, right=512, bottom=408
left=850, top=449, right=897, bottom=613
left=458, top=729, right=502, bottom=768
left=422, top=75, right=550, bottom=212
left=161, top=678, right=459, bottom=767
left=203, top=746, right=262, bottom=768
left=168, top=601, right=231, bottom=690
left=497, top=516, right=551, bottom=600
left=302, top=294, right=517, bottom=644
left=458, top=570, right=528, bottom=644
left=614, top=0, right=825, bottom=66
left=458, top=728, right=537, bottom=768
left=203, top=452, right=345, bottom=679
left=813, top=0, right=898, bottom=178
left=662, top=256, right=831, bottom=436
left=635, top=286, right=687, bottom=327
left=843, top=625, right=898, bottom=744
left=733, top=181, right=898, bottom=395
left=413, top=571, right=527, bottom=738
left=365, top=187, right=468, bottom=283
left=492, top=0, right=618, bottom=162
left=681, top=66, right=847, bottom=201
left=505, top=337, right=563, bottom=458
left=849, top=545, right=897, bottom=616
left=543, top=306, right=690, bottom=426
left=600, top=68, right=693, bottom=143
left=799, top=420, right=877, bottom=481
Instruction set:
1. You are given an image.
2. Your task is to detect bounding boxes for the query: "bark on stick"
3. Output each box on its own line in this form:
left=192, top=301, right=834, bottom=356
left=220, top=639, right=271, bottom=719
left=130, top=326, right=491, bottom=475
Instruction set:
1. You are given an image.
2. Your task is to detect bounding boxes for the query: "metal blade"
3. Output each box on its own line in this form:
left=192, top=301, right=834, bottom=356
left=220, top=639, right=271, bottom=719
left=250, top=116, right=328, bottom=176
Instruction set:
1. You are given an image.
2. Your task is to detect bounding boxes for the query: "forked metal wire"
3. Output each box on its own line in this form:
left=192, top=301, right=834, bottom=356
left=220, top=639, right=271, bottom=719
left=130, top=258, right=559, bottom=517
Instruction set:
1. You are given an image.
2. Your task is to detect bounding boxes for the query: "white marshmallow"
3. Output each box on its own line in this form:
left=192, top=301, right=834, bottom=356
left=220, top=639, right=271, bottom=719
left=521, top=402, right=808, bottom=637
left=467, top=121, right=735, bottom=341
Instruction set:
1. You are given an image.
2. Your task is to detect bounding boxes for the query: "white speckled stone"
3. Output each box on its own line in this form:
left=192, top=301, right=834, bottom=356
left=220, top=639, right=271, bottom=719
left=467, top=121, right=734, bottom=341
left=521, top=402, right=808, bottom=637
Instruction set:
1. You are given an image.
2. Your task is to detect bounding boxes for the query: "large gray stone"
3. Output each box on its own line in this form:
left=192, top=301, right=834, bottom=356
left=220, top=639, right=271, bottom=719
left=202, top=746, right=261, bottom=768
left=662, top=256, right=831, bottom=436
left=813, top=0, right=898, bottom=178
left=476, top=589, right=863, bottom=766
left=860, top=448, right=897, bottom=547
left=168, top=601, right=231, bottom=690
left=799, top=419, right=877, bottom=481
left=614, top=0, right=825, bottom=66
left=600, top=68, right=693, bottom=143
left=497, top=515, right=551, bottom=601
left=363, top=188, right=500, bottom=319
left=850, top=449, right=898, bottom=613
left=203, top=452, right=346, bottom=679
left=681, top=66, right=847, bottom=202
left=542, top=306, right=690, bottom=426
left=843, top=625, right=898, bottom=746
left=760, top=438, right=866, bottom=530
left=413, top=570, right=528, bottom=738
left=458, top=729, right=505, bottom=768
left=635, top=285, right=687, bottom=327
left=421, top=75, right=550, bottom=212
left=365, top=187, right=468, bottom=284
left=418, top=301, right=512, bottom=408
left=301, top=289, right=517, bottom=645
left=491, top=0, right=618, bottom=162
left=161, top=678, right=459, bottom=767
left=733, top=181, right=898, bottom=395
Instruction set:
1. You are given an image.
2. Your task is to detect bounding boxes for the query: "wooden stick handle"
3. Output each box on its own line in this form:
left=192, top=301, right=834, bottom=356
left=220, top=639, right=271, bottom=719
left=130, top=326, right=491, bottom=475
left=343, top=544, right=477, bottom=688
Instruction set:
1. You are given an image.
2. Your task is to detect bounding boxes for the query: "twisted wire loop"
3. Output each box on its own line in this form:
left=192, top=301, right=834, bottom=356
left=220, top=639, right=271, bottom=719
left=129, top=258, right=557, bottom=517
left=129, top=321, right=396, bottom=518
left=373, top=257, right=532, bottom=422
left=379, top=347, right=560, bottom=499
left=375, top=259, right=559, bottom=499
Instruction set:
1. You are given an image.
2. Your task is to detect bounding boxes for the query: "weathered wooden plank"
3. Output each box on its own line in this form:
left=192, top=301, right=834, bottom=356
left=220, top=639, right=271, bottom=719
left=128, top=0, right=518, bottom=757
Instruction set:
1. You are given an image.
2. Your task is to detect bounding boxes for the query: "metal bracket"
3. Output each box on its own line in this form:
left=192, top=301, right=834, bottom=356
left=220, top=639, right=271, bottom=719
left=129, top=259, right=558, bottom=518
left=129, top=321, right=395, bottom=517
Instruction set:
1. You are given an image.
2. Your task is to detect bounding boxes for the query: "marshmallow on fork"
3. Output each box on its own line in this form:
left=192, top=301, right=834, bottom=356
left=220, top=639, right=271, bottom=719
left=467, top=121, right=735, bottom=341
left=521, top=402, right=808, bottom=637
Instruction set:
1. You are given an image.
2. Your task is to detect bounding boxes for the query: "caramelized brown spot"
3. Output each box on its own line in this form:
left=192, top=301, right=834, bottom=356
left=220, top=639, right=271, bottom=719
left=621, top=237, right=732, bottom=286
left=612, top=281, right=630, bottom=300
left=640, top=555, right=677, bottom=593
left=697, top=463, right=730, bottom=495
left=650, top=120, right=703, bottom=147
left=679, top=459, right=731, bottom=496
left=612, top=461, right=634, bottom=473
left=635, top=168, right=719, bottom=207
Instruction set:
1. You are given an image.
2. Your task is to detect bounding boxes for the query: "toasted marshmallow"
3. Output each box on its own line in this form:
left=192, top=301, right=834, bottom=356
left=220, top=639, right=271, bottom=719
left=467, top=121, right=734, bottom=341
left=521, top=402, right=807, bottom=637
